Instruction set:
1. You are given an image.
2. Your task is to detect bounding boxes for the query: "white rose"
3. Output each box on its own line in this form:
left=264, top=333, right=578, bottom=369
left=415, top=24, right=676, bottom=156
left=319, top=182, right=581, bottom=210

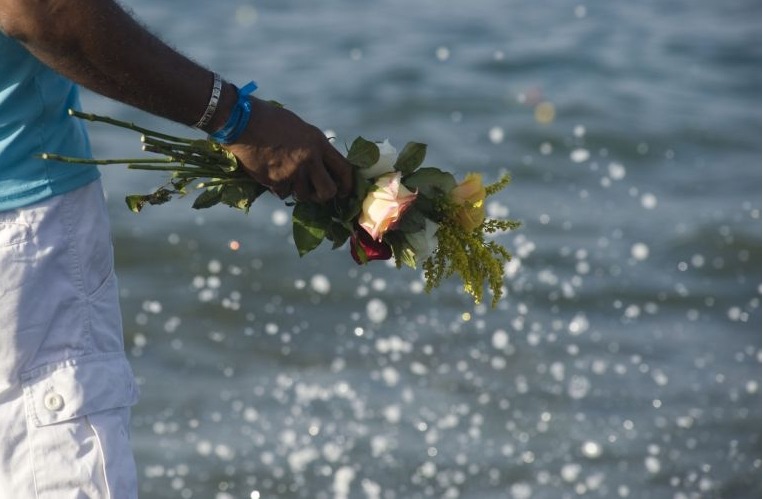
left=405, top=219, right=439, bottom=264
left=360, top=139, right=398, bottom=179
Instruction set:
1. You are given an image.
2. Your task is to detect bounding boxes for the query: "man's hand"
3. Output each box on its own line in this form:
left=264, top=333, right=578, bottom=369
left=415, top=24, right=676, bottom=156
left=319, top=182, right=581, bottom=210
left=0, top=0, right=354, bottom=204
left=225, top=98, right=354, bottom=203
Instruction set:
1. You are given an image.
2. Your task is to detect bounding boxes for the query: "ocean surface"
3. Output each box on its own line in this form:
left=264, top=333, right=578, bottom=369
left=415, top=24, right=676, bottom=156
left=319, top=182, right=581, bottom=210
left=80, top=0, right=760, bottom=497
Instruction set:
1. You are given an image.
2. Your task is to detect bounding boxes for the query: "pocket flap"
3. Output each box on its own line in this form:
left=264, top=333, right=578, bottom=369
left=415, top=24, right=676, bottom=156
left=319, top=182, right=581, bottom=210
left=21, top=352, right=139, bottom=427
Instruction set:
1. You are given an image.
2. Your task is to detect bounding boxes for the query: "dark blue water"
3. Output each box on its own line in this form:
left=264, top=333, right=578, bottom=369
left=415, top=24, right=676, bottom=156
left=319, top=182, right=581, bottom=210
left=81, top=0, right=760, bottom=497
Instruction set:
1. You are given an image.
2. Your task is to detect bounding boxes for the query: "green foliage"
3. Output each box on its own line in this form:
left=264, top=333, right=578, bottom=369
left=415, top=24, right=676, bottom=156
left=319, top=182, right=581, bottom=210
left=403, top=167, right=456, bottom=198
left=482, top=218, right=522, bottom=233
left=333, top=173, right=369, bottom=223
left=326, top=222, right=352, bottom=249
left=219, top=182, right=268, bottom=212
left=125, top=195, right=147, bottom=213
left=347, top=137, right=380, bottom=168
left=393, top=142, right=427, bottom=175
left=125, top=188, right=174, bottom=213
left=422, top=218, right=516, bottom=307
left=420, top=172, right=520, bottom=306
left=192, top=186, right=223, bottom=209
left=485, top=173, right=512, bottom=196
left=292, top=202, right=332, bottom=257
left=394, top=206, right=427, bottom=233
left=48, top=107, right=524, bottom=308
left=384, top=231, right=417, bottom=269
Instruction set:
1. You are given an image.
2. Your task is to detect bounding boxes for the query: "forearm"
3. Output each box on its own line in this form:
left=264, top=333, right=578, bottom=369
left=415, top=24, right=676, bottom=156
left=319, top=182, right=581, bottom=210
left=0, top=0, right=234, bottom=131
left=0, top=0, right=354, bottom=202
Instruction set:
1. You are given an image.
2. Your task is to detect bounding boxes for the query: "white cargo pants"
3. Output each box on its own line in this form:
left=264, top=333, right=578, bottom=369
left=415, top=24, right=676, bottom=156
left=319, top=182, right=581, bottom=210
left=0, top=180, right=139, bottom=498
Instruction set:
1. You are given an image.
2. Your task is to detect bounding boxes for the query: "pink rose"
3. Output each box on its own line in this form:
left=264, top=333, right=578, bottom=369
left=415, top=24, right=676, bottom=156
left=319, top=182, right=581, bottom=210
left=350, top=229, right=393, bottom=264
left=358, top=172, right=417, bottom=241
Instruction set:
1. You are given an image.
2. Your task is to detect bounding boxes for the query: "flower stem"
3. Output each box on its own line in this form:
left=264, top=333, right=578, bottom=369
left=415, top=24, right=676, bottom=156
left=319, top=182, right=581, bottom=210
left=141, top=141, right=223, bottom=169
left=126, top=164, right=221, bottom=176
left=196, top=178, right=255, bottom=188
left=68, top=108, right=196, bottom=144
left=41, top=153, right=174, bottom=165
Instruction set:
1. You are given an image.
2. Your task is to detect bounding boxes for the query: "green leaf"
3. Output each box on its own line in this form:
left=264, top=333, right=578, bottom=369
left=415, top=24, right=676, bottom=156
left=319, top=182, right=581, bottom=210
left=385, top=231, right=417, bottom=269
left=171, top=177, right=192, bottom=195
left=125, top=188, right=174, bottom=213
left=404, top=167, right=456, bottom=198
left=190, top=139, right=238, bottom=172
left=292, top=202, right=331, bottom=256
left=352, top=239, right=369, bottom=264
left=243, top=182, right=268, bottom=207
left=394, top=206, right=427, bottom=233
left=192, top=187, right=223, bottom=209
left=408, top=194, right=439, bottom=221
left=399, top=246, right=417, bottom=269
left=337, top=196, right=362, bottom=224
left=326, top=222, right=352, bottom=249
left=220, top=185, right=249, bottom=211
left=125, top=195, right=148, bottom=213
left=218, top=182, right=266, bottom=212
left=347, top=137, right=380, bottom=169
left=393, top=142, right=427, bottom=175
left=332, top=173, right=370, bottom=223
left=147, top=188, right=173, bottom=205
left=218, top=149, right=239, bottom=173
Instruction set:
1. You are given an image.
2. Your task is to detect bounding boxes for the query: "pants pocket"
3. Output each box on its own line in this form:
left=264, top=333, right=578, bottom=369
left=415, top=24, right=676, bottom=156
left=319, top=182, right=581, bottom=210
left=23, top=407, right=137, bottom=499
left=87, top=272, right=125, bottom=354
left=21, top=353, right=140, bottom=499
left=63, top=179, right=115, bottom=297
left=0, top=219, right=34, bottom=297
left=27, top=412, right=110, bottom=498
left=88, top=408, right=138, bottom=499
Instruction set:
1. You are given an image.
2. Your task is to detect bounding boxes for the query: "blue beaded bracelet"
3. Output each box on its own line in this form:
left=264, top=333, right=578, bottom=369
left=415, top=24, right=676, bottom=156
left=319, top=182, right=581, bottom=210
left=210, top=81, right=258, bottom=145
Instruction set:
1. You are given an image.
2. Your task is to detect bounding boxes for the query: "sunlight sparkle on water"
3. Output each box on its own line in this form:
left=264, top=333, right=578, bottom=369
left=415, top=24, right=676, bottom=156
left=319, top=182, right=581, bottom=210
left=581, top=440, right=603, bottom=458
left=310, top=274, right=331, bottom=294
left=640, top=193, right=658, bottom=209
left=435, top=46, right=451, bottom=61
left=125, top=14, right=761, bottom=497
left=489, top=126, right=505, bottom=144
left=271, top=209, right=289, bottom=226
left=608, top=162, right=626, bottom=180
left=570, top=148, right=591, bottom=163
left=631, top=243, right=650, bottom=261
left=366, top=298, right=388, bottom=324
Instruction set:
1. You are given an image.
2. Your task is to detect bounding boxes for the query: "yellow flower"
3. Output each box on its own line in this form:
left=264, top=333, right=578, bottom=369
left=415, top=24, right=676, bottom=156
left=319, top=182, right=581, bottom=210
left=359, top=172, right=417, bottom=241
left=450, top=173, right=486, bottom=232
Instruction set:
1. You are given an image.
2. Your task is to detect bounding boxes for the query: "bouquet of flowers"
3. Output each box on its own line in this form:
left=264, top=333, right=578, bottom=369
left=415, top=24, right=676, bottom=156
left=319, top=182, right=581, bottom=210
left=44, top=110, right=520, bottom=306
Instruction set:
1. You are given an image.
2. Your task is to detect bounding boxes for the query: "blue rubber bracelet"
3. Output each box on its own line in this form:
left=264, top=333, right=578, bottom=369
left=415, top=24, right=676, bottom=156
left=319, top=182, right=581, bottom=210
left=210, top=81, right=258, bottom=145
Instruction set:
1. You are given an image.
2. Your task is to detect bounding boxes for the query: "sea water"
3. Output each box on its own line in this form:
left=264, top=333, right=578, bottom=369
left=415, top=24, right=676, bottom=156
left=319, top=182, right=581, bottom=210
left=81, top=0, right=760, bottom=497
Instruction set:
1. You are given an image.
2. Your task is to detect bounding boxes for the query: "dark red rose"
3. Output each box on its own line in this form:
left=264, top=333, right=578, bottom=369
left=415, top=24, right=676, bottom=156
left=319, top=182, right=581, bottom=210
left=350, top=229, right=392, bottom=265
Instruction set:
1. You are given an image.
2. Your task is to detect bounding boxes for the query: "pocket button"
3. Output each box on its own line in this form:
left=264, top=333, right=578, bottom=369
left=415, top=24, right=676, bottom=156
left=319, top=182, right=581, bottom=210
left=44, top=392, right=65, bottom=412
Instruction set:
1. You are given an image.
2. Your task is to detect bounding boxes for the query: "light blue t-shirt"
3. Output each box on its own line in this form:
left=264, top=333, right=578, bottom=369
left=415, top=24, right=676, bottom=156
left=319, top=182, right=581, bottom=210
left=0, top=34, right=99, bottom=212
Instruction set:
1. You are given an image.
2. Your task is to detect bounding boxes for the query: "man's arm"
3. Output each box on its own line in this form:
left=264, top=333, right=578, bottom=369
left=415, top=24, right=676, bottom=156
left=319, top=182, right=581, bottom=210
left=0, top=0, right=352, bottom=202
